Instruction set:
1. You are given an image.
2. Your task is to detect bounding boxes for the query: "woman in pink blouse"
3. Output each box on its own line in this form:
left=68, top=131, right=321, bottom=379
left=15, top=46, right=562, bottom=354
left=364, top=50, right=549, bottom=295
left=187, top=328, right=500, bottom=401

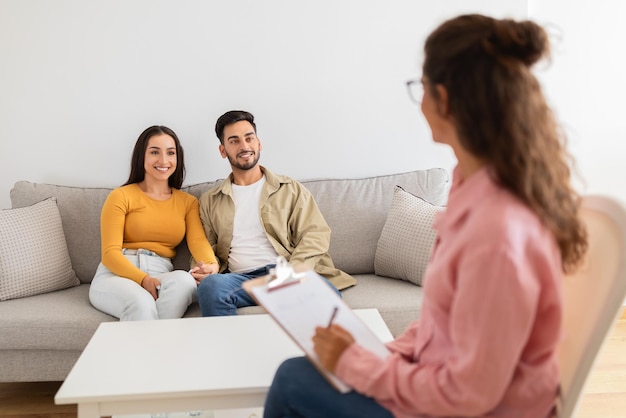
left=263, top=14, right=588, bottom=418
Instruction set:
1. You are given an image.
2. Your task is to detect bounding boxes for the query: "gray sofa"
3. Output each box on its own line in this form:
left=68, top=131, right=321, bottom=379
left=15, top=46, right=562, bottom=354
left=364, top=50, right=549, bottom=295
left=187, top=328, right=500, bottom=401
left=0, top=168, right=449, bottom=382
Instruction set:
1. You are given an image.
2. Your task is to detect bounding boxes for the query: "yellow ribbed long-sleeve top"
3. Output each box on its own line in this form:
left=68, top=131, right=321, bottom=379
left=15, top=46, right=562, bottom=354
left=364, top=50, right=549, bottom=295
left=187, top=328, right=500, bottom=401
left=100, top=184, right=217, bottom=283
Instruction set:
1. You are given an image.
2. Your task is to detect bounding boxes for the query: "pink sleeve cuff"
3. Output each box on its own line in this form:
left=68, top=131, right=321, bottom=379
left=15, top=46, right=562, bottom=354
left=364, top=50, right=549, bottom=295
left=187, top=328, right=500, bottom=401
left=335, top=343, right=387, bottom=395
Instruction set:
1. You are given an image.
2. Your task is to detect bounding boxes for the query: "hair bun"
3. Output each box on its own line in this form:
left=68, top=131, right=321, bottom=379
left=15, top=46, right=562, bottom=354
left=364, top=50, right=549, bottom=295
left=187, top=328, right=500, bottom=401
left=485, top=18, right=549, bottom=66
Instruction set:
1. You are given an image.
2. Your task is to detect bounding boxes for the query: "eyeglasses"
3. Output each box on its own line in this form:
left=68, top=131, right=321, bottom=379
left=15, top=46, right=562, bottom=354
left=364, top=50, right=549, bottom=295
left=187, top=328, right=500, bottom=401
left=406, top=78, right=427, bottom=104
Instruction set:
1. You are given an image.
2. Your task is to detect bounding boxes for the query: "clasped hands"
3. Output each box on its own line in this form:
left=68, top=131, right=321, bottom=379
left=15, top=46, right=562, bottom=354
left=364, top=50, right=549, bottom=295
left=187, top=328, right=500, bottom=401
left=189, top=261, right=219, bottom=284
left=141, top=261, right=219, bottom=300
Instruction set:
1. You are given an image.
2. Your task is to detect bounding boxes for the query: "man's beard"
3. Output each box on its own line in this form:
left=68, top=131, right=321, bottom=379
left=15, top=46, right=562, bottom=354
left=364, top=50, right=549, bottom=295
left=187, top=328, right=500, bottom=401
left=227, top=150, right=260, bottom=171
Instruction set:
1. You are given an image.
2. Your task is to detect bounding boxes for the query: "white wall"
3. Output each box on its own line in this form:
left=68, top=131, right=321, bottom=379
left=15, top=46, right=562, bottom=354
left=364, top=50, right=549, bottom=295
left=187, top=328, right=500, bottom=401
left=0, top=0, right=528, bottom=209
left=3, top=1, right=623, bottom=212
left=528, top=0, right=626, bottom=206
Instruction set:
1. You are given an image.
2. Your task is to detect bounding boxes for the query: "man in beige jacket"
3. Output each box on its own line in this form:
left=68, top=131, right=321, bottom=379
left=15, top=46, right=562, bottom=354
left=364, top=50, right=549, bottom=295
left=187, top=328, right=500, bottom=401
left=192, top=110, right=355, bottom=316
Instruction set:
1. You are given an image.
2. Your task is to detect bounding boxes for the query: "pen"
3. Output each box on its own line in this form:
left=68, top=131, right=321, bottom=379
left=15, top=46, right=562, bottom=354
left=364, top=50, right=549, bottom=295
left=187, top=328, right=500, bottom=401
left=327, top=306, right=339, bottom=328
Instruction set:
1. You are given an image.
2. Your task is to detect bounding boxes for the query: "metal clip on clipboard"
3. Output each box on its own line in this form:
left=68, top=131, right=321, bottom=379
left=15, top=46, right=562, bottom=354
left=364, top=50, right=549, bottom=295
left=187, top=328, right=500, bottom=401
left=266, top=256, right=307, bottom=292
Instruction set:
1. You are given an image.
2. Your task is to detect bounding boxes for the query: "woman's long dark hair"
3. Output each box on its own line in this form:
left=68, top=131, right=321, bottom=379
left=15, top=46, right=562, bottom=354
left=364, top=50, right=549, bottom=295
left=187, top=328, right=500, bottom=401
left=123, top=125, right=186, bottom=189
left=423, top=14, right=587, bottom=272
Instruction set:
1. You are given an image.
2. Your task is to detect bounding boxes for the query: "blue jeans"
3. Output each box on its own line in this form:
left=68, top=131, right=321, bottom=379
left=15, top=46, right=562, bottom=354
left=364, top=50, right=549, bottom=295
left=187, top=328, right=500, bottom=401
left=197, top=264, right=342, bottom=316
left=197, top=265, right=272, bottom=316
left=263, top=357, right=393, bottom=418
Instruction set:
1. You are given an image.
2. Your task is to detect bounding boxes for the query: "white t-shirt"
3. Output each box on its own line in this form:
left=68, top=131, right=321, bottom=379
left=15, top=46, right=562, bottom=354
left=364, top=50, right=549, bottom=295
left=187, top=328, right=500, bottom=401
left=228, top=176, right=279, bottom=273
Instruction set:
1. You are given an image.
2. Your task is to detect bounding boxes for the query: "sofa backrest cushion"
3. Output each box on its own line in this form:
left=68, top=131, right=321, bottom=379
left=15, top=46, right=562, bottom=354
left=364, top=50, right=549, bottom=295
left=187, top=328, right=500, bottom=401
left=300, top=168, right=449, bottom=274
left=10, top=168, right=449, bottom=282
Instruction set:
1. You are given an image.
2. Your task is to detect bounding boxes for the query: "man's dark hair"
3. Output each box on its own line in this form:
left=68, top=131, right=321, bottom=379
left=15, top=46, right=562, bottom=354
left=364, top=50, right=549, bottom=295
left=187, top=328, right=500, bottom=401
left=215, top=110, right=257, bottom=144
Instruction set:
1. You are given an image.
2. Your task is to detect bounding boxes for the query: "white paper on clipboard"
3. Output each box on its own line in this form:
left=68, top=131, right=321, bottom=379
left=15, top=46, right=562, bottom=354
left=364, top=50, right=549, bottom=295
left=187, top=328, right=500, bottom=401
left=244, top=268, right=391, bottom=393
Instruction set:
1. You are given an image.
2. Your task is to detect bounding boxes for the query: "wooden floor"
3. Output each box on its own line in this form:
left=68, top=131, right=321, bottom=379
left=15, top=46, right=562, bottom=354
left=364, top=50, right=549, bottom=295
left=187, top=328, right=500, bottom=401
left=0, top=380, right=76, bottom=418
left=575, top=312, right=626, bottom=418
left=1, top=314, right=625, bottom=418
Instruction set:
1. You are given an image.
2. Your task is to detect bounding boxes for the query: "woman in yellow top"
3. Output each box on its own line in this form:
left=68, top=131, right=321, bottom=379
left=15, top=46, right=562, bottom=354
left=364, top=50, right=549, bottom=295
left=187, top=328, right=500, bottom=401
left=89, top=125, right=219, bottom=321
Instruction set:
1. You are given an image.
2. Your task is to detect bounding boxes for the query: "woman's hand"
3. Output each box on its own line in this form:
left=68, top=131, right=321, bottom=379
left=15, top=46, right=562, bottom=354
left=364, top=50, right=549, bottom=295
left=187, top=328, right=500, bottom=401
left=141, top=275, right=161, bottom=300
left=313, top=324, right=355, bottom=373
left=190, top=261, right=219, bottom=284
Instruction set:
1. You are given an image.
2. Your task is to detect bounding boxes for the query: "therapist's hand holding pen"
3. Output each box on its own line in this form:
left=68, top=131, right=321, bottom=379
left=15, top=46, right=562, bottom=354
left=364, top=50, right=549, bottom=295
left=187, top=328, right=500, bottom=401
left=313, top=306, right=355, bottom=373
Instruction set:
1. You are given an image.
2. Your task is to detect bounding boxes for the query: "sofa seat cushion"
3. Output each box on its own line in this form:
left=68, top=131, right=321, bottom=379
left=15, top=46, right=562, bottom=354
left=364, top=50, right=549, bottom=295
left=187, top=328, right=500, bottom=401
left=340, top=274, right=424, bottom=337
left=0, top=284, right=116, bottom=351
left=0, top=283, right=265, bottom=352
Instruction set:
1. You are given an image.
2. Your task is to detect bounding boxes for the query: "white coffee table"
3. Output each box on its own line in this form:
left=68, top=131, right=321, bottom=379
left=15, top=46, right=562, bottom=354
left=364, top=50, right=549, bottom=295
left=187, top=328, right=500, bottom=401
left=55, top=309, right=393, bottom=418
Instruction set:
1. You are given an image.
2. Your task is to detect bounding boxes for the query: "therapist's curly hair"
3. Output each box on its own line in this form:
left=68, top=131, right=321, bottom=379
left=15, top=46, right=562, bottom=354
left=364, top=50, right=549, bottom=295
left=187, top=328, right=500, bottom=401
left=423, top=14, right=587, bottom=273
left=124, top=125, right=186, bottom=189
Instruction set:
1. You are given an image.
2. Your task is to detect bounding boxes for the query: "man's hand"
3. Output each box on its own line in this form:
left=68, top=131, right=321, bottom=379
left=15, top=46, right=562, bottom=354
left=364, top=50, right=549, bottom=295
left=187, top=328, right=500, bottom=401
left=313, top=324, right=355, bottom=373
left=190, top=261, right=219, bottom=284
left=141, top=275, right=161, bottom=300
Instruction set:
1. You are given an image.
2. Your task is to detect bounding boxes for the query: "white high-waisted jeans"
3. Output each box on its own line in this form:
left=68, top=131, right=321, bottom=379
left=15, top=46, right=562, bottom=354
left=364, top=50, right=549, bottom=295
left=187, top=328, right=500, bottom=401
left=89, top=249, right=197, bottom=321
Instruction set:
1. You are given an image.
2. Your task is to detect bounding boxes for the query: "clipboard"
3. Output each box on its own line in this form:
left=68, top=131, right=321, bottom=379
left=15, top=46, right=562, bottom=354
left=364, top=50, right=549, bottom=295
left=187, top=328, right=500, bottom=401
left=242, top=257, right=391, bottom=393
